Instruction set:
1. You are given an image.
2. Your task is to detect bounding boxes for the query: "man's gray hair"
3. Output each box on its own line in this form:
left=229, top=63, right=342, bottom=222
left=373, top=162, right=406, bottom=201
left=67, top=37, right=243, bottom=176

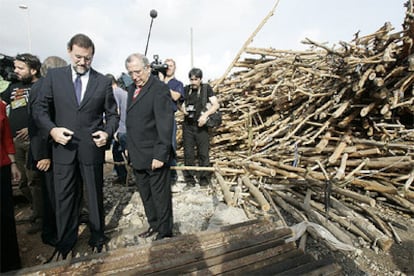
left=125, top=53, right=149, bottom=68
left=40, top=56, right=68, bottom=77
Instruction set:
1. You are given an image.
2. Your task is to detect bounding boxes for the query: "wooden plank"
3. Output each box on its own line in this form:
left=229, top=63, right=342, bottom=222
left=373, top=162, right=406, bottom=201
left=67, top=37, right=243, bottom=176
left=152, top=240, right=296, bottom=275
left=16, top=220, right=292, bottom=275
left=276, top=256, right=342, bottom=276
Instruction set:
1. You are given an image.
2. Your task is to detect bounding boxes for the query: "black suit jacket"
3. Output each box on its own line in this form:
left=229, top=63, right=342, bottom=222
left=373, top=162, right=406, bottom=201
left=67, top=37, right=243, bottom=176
left=126, top=75, right=173, bottom=170
left=28, top=78, right=51, bottom=164
left=33, top=66, right=119, bottom=165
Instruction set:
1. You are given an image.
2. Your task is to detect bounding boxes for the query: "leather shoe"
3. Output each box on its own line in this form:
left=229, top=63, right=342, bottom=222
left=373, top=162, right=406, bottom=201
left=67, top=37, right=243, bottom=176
left=155, top=233, right=172, bottom=240
left=138, top=227, right=155, bottom=238
left=89, top=235, right=109, bottom=253
left=92, top=244, right=105, bottom=254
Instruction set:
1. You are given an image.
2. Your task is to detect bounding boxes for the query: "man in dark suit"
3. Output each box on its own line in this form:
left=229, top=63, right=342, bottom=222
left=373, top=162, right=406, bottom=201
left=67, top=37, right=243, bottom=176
left=34, top=33, right=119, bottom=259
left=125, top=53, right=174, bottom=240
left=28, top=56, right=67, bottom=244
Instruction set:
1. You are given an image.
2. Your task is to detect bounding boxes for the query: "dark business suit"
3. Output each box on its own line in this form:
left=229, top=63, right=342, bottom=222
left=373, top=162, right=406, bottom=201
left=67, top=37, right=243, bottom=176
left=126, top=75, right=174, bottom=238
left=28, top=78, right=57, bottom=246
left=34, top=65, right=119, bottom=256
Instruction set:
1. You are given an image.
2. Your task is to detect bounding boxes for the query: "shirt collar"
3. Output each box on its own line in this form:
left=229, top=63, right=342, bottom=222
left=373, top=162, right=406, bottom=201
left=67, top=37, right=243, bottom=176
left=71, top=67, right=90, bottom=79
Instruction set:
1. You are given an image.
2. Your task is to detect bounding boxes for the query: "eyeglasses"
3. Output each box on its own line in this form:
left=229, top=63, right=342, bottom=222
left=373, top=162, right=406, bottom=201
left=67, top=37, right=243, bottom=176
left=128, top=68, right=146, bottom=77
left=74, top=55, right=93, bottom=63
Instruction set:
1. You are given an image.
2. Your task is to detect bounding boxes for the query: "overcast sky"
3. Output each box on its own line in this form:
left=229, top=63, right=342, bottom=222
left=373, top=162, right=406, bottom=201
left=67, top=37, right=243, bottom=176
left=0, top=0, right=406, bottom=83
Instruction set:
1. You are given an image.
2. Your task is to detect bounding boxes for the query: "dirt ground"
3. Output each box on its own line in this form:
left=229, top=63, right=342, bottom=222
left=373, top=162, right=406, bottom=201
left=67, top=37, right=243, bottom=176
left=13, top=162, right=117, bottom=268
left=11, top=162, right=414, bottom=275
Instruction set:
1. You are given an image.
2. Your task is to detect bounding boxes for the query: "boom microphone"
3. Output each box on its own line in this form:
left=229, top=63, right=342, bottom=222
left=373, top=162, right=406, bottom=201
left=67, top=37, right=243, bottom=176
left=150, top=9, right=158, bottom=19
left=145, top=9, right=158, bottom=56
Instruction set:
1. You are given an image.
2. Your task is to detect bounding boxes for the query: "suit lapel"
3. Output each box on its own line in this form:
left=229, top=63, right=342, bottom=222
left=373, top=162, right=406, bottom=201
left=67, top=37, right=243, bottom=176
left=127, top=77, right=153, bottom=111
left=79, top=69, right=97, bottom=108
left=64, top=66, right=79, bottom=106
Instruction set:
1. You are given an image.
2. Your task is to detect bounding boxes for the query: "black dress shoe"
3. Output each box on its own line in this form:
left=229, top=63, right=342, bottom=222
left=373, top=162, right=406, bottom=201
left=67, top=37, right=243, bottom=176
left=45, top=249, right=59, bottom=263
left=92, top=244, right=104, bottom=253
left=90, top=236, right=109, bottom=253
left=155, top=233, right=172, bottom=240
left=138, top=227, right=155, bottom=238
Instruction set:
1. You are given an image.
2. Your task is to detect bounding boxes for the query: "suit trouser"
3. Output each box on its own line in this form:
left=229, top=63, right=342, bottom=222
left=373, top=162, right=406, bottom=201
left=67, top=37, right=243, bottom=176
left=54, top=161, right=106, bottom=255
left=134, top=166, right=173, bottom=237
left=41, top=169, right=57, bottom=246
left=0, top=165, right=21, bottom=272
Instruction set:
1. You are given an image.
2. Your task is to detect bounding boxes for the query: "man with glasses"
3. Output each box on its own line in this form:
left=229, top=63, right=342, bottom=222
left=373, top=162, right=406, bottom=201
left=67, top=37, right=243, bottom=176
left=125, top=53, right=174, bottom=240
left=182, top=68, right=219, bottom=188
left=1, top=53, right=43, bottom=233
left=34, top=33, right=119, bottom=260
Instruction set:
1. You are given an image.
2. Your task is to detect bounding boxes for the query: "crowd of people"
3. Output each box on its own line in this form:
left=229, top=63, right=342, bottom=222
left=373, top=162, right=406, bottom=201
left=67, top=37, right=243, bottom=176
left=0, top=32, right=220, bottom=272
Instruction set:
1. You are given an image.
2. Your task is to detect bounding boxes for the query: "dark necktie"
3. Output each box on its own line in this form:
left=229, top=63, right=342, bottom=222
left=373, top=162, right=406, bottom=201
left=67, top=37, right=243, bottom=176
left=74, top=74, right=82, bottom=104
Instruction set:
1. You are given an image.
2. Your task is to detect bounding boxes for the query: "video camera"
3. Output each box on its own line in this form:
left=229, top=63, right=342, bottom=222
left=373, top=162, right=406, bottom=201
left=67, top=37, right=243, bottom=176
left=150, top=54, right=168, bottom=77
left=0, top=54, right=17, bottom=82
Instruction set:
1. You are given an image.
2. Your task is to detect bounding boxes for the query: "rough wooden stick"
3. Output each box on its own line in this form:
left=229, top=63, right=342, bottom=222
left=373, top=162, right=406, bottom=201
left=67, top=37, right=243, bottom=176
left=300, top=193, right=372, bottom=242
left=404, top=168, right=414, bottom=191
left=213, top=0, right=280, bottom=90
left=334, top=153, right=348, bottom=180
left=332, top=186, right=376, bottom=207
left=387, top=222, right=402, bottom=244
left=314, top=131, right=332, bottom=153
left=359, top=205, right=392, bottom=237
left=241, top=175, right=270, bottom=212
left=261, top=186, right=287, bottom=226
left=333, top=199, right=394, bottom=251
left=232, top=177, right=243, bottom=206
left=272, top=192, right=308, bottom=222
left=329, top=134, right=351, bottom=164
left=215, top=172, right=234, bottom=206
left=279, top=192, right=354, bottom=246
left=170, top=165, right=244, bottom=174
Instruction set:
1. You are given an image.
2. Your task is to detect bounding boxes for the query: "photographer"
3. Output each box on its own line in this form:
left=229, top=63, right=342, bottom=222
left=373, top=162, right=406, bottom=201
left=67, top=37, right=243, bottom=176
left=160, top=58, right=184, bottom=187
left=182, top=68, right=219, bottom=187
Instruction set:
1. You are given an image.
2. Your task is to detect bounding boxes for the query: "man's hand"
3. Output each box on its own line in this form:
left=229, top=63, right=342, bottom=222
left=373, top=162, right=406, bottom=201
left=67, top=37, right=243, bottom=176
left=15, top=128, right=29, bottom=141
left=158, top=72, right=165, bottom=81
left=151, top=159, right=164, bottom=170
left=37, top=159, right=51, bottom=171
left=198, top=113, right=208, bottom=127
left=92, top=130, right=109, bottom=148
left=50, top=127, right=74, bottom=145
left=11, top=163, right=21, bottom=183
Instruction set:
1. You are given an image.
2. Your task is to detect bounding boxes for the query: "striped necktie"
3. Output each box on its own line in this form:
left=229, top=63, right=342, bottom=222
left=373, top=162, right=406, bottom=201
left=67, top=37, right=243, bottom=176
left=133, top=87, right=142, bottom=100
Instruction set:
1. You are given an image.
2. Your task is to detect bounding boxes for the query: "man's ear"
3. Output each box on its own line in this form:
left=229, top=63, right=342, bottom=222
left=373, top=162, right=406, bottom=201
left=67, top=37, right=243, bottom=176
left=30, top=68, right=38, bottom=77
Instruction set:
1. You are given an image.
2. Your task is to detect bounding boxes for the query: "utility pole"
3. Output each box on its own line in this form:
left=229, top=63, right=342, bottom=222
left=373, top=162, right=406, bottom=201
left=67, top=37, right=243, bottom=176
left=19, top=4, right=32, bottom=52
left=190, top=27, right=194, bottom=68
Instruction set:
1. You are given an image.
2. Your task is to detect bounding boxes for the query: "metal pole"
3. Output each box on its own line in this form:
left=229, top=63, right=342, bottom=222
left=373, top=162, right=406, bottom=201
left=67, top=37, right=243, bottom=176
left=19, top=4, right=32, bottom=52
left=144, top=18, right=154, bottom=56
left=190, top=27, right=194, bottom=68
